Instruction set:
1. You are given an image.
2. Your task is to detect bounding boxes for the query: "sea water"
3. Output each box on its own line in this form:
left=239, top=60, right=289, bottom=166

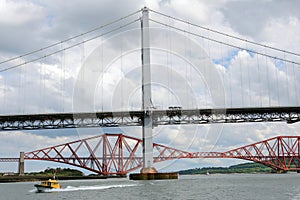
left=1, top=173, right=300, bottom=200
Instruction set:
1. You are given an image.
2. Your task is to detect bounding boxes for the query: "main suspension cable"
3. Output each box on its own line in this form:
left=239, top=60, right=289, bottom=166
left=0, top=9, right=141, bottom=65
left=149, top=9, right=300, bottom=58
left=149, top=18, right=300, bottom=66
left=0, top=18, right=140, bottom=72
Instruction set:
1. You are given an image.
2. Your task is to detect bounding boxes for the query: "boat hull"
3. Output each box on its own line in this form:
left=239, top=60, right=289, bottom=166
left=34, top=184, right=54, bottom=192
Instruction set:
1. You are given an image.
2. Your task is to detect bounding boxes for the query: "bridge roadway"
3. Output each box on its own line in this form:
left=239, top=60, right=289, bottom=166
left=0, top=158, right=19, bottom=162
left=0, top=106, right=299, bottom=131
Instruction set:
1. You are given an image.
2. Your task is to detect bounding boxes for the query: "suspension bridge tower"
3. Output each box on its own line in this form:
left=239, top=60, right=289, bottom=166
left=130, top=7, right=178, bottom=180
left=140, top=7, right=157, bottom=174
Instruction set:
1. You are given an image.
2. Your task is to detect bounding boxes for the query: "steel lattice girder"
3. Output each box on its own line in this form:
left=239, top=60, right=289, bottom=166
left=0, top=107, right=299, bottom=131
left=23, top=133, right=197, bottom=175
left=24, top=134, right=144, bottom=175
left=223, top=136, right=300, bottom=171
left=2, top=134, right=300, bottom=174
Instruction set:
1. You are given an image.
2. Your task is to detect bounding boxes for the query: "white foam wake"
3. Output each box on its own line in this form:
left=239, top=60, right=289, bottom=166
left=30, top=183, right=138, bottom=193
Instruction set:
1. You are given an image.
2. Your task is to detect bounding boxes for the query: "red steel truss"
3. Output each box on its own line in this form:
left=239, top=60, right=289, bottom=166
left=24, top=133, right=193, bottom=175
left=25, top=134, right=142, bottom=175
left=24, top=134, right=300, bottom=174
left=223, top=136, right=300, bottom=171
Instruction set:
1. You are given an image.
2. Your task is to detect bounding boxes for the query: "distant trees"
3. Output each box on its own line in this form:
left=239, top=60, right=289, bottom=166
left=30, top=167, right=84, bottom=176
left=179, top=162, right=272, bottom=175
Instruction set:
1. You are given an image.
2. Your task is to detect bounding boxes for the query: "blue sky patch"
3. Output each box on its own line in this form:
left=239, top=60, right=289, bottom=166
left=46, top=14, right=54, bottom=27
left=213, top=49, right=240, bottom=68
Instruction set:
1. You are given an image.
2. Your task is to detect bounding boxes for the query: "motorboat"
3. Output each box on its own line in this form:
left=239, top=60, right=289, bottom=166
left=34, top=178, right=62, bottom=192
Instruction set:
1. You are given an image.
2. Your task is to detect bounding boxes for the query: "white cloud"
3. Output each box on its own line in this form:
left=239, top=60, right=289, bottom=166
left=0, top=0, right=300, bottom=173
left=262, top=16, right=300, bottom=54
left=0, top=1, right=46, bottom=54
left=0, top=131, right=80, bottom=156
left=0, top=0, right=44, bottom=25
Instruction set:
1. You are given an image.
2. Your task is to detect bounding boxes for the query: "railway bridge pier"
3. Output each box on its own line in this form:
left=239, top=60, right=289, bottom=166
left=18, top=152, right=24, bottom=176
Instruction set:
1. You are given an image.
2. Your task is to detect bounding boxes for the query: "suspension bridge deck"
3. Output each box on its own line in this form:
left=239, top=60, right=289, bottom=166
left=0, top=106, right=299, bottom=131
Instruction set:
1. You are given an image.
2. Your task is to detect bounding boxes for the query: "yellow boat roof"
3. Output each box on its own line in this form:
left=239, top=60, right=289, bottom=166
left=42, top=179, right=59, bottom=183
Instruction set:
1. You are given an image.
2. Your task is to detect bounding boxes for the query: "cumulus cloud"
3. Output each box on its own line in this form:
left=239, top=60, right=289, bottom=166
left=0, top=0, right=300, bottom=172
left=221, top=0, right=300, bottom=40
left=0, top=131, right=82, bottom=157
left=0, top=0, right=46, bottom=54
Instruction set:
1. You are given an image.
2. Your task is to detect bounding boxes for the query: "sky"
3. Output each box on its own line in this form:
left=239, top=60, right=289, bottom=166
left=0, top=0, right=300, bottom=174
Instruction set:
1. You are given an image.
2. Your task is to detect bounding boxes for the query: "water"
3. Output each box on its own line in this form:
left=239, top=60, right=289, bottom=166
left=1, top=173, right=300, bottom=200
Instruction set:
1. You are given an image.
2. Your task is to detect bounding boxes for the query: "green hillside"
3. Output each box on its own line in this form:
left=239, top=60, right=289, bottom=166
left=28, top=167, right=84, bottom=177
left=179, top=162, right=273, bottom=175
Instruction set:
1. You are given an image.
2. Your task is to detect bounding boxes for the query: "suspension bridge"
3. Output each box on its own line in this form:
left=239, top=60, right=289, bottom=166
left=0, top=7, right=300, bottom=176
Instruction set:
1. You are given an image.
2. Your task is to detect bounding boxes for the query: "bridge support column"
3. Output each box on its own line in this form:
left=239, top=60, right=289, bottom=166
left=18, top=152, right=24, bottom=176
left=140, top=7, right=157, bottom=174
left=129, top=7, right=177, bottom=180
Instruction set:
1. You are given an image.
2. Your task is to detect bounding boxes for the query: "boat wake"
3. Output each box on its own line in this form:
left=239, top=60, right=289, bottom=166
left=30, top=183, right=138, bottom=193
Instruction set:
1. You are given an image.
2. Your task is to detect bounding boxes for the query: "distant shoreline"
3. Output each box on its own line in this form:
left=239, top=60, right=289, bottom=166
left=0, top=175, right=126, bottom=183
left=178, top=162, right=279, bottom=175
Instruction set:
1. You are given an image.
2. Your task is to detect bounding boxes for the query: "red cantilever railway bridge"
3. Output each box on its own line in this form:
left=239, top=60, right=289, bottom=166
left=1, top=134, right=298, bottom=175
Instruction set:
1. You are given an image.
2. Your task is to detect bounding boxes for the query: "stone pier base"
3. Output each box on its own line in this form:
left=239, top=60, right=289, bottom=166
left=129, top=172, right=178, bottom=180
left=18, top=152, right=24, bottom=176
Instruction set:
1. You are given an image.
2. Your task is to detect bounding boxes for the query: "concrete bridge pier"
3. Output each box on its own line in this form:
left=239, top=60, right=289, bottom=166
left=18, top=152, right=24, bottom=176
left=129, top=7, right=178, bottom=180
